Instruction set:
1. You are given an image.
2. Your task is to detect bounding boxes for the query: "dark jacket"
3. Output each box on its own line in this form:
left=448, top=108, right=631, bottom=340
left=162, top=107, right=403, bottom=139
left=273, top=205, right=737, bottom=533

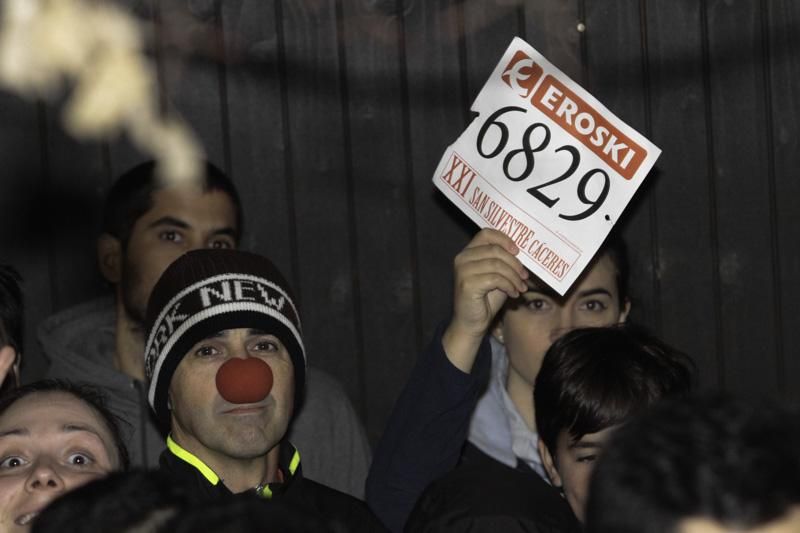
left=366, top=325, right=493, bottom=532
left=160, top=437, right=386, bottom=532
left=405, top=443, right=581, bottom=533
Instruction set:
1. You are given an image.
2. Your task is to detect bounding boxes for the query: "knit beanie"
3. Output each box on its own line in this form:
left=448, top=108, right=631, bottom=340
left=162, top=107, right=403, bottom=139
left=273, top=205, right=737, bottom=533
left=143, top=249, right=306, bottom=424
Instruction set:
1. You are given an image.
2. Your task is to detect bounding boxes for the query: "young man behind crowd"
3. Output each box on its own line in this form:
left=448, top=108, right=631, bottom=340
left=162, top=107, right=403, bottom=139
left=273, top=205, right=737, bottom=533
left=586, top=394, right=800, bottom=533
left=37, top=161, right=371, bottom=497
left=367, top=228, right=630, bottom=531
left=142, top=249, right=384, bottom=530
left=406, top=325, right=694, bottom=531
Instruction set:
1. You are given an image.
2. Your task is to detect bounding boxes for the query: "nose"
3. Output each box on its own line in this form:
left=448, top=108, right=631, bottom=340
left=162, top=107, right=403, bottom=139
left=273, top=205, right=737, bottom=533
left=25, top=462, right=66, bottom=493
left=548, top=309, right=580, bottom=343
left=216, top=357, right=274, bottom=404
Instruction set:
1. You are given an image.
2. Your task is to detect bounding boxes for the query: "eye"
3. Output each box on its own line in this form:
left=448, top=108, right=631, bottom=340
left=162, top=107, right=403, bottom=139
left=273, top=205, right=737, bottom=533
left=580, top=299, right=608, bottom=312
left=525, top=298, right=551, bottom=311
left=576, top=454, right=597, bottom=463
left=252, top=339, right=279, bottom=353
left=0, top=456, right=27, bottom=469
left=194, top=344, right=220, bottom=358
left=67, top=453, right=94, bottom=466
left=208, top=238, right=234, bottom=250
left=159, top=230, right=184, bottom=243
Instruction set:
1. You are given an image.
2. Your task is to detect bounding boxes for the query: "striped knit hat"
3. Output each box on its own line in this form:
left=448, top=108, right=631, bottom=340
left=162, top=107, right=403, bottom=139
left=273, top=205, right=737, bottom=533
left=143, top=249, right=305, bottom=424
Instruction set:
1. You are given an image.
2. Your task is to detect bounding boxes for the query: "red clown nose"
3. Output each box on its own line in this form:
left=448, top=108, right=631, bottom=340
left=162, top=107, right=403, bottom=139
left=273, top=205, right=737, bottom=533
left=215, top=357, right=274, bottom=404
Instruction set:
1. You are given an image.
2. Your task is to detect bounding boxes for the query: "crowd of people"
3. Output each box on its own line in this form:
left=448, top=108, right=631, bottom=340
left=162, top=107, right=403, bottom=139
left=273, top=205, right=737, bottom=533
left=1, top=161, right=798, bottom=532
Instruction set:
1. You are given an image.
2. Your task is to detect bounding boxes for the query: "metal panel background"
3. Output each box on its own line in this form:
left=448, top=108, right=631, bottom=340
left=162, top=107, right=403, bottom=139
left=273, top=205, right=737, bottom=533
left=2, top=0, right=798, bottom=444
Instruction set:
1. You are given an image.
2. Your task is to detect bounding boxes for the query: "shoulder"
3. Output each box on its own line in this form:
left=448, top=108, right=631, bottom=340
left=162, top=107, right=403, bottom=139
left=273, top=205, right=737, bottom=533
left=407, top=457, right=579, bottom=533
left=287, top=478, right=387, bottom=532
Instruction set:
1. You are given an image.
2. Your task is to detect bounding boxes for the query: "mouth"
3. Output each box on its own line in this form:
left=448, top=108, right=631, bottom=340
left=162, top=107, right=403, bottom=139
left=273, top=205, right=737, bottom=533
left=221, top=404, right=267, bottom=415
left=15, top=512, right=38, bottom=526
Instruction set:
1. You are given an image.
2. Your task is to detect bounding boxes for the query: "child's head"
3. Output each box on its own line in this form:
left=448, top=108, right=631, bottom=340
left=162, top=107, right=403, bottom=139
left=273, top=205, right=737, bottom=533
left=534, top=324, right=694, bottom=521
left=493, top=236, right=631, bottom=398
left=0, top=266, right=23, bottom=393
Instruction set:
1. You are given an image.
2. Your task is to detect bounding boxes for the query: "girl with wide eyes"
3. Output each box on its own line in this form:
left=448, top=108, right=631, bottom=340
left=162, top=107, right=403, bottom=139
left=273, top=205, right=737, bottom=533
left=0, top=380, right=128, bottom=532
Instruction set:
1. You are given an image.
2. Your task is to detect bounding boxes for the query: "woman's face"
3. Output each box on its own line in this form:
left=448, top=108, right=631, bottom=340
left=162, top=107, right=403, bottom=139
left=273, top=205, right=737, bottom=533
left=0, top=391, right=120, bottom=531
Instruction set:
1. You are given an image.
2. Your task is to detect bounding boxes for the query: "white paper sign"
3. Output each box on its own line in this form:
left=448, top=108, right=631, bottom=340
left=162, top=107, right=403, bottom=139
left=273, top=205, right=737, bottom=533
left=432, top=37, right=661, bottom=295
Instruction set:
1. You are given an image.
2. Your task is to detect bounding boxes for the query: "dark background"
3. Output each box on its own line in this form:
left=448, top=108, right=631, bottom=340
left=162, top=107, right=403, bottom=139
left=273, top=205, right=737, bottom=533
left=1, top=0, right=798, bottom=445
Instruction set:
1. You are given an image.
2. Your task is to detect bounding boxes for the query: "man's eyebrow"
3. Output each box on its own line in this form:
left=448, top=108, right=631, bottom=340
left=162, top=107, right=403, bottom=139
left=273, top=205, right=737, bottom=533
left=0, top=428, right=28, bottom=438
left=148, top=216, right=190, bottom=230
left=210, top=227, right=237, bottom=238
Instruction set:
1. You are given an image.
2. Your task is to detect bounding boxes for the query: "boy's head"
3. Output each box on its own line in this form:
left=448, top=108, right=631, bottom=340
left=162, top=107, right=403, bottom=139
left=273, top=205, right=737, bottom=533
left=493, top=234, right=631, bottom=396
left=586, top=395, right=800, bottom=533
left=534, top=324, right=694, bottom=521
left=97, top=160, right=242, bottom=325
left=144, top=249, right=305, bottom=460
left=0, top=265, right=23, bottom=392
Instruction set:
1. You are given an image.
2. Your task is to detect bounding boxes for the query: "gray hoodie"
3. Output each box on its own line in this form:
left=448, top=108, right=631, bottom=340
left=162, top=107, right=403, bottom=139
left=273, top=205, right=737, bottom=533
left=38, top=297, right=372, bottom=498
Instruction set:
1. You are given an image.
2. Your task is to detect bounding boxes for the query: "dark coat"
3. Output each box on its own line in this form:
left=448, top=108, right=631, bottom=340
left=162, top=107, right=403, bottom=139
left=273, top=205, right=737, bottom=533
left=160, top=439, right=386, bottom=533
left=405, top=444, right=582, bottom=533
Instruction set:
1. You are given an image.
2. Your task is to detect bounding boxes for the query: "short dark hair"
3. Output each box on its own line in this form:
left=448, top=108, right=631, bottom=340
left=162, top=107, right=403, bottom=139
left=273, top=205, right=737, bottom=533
left=101, top=160, right=243, bottom=247
left=0, top=380, right=130, bottom=470
left=534, top=324, right=694, bottom=458
left=586, top=394, right=800, bottom=533
left=0, top=265, right=23, bottom=354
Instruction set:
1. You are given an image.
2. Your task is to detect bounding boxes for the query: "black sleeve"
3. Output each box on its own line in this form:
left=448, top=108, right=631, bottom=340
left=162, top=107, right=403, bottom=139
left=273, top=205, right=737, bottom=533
left=365, top=323, right=491, bottom=533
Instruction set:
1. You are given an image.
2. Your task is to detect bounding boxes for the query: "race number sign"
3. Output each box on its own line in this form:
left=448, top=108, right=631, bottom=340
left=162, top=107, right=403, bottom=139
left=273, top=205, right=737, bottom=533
left=432, top=37, right=661, bottom=294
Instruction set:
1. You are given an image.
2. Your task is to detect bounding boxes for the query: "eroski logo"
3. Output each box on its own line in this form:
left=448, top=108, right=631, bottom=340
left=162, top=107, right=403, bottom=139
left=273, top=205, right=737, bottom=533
left=501, top=50, right=543, bottom=98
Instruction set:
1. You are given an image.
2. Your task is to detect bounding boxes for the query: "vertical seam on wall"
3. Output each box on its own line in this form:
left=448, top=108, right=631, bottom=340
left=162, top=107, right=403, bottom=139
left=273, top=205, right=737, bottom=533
left=215, top=3, right=233, bottom=177
left=577, top=0, right=590, bottom=89
left=638, top=0, right=662, bottom=333
left=274, top=0, right=301, bottom=297
left=456, top=0, right=470, bottom=125
left=699, top=0, right=725, bottom=389
left=397, top=0, right=424, bottom=350
left=37, top=101, right=58, bottom=312
left=150, top=0, right=168, bottom=114
left=334, top=0, right=368, bottom=422
left=759, top=0, right=784, bottom=398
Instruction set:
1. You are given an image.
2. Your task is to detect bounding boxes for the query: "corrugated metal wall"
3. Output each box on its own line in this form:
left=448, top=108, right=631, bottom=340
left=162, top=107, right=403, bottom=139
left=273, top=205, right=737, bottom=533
left=1, top=0, right=798, bottom=443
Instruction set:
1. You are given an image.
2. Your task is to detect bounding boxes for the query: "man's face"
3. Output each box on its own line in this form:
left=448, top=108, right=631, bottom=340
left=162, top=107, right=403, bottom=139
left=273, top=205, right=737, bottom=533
left=494, top=254, right=629, bottom=390
left=168, top=328, right=294, bottom=465
left=539, top=425, right=617, bottom=523
left=119, top=186, right=238, bottom=325
left=0, top=392, right=119, bottom=532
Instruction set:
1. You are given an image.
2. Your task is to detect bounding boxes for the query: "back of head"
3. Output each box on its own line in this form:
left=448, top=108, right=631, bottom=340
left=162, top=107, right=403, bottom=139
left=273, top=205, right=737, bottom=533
left=32, top=470, right=187, bottom=533
left=585, top=394, right=800, bottom=533
left=102, top=160, right=243, bottom=247
left=534, top=324, right=694, bottom=456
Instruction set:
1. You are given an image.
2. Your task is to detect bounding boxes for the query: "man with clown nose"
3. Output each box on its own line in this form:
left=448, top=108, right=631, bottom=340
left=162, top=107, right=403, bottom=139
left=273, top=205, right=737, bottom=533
left=143, top=249, right=384, bottom=530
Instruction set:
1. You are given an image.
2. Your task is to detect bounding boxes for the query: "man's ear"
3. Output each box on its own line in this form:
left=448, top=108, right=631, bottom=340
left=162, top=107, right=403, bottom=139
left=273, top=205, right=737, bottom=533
left=538, top=437, right=563, bottom=488
left=97, top=233, right=123, bottom=284
left=618, top=298, right=631, bottom=324
left=0, top=346, right=18, bottom=388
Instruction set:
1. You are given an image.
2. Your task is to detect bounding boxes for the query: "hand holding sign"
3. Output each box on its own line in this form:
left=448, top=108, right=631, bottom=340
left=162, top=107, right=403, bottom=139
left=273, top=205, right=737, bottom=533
left=433, top=38, right=661, bottom=294
left=442, top=228, right=528, bottom=374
